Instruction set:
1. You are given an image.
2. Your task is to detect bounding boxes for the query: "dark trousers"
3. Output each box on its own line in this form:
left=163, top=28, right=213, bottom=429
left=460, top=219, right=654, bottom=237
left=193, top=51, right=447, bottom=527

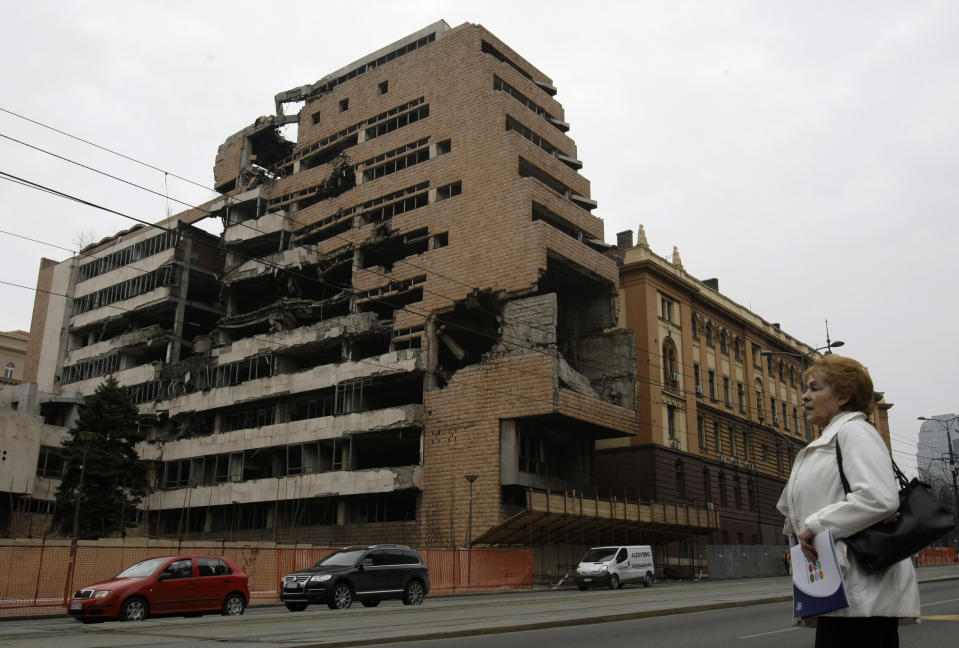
left=815, top=617, right=899, bottom=648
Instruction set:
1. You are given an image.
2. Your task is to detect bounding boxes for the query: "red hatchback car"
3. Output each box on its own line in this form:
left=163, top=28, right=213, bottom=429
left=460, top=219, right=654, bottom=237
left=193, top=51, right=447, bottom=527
left=68, top=555, right=249, bottom=623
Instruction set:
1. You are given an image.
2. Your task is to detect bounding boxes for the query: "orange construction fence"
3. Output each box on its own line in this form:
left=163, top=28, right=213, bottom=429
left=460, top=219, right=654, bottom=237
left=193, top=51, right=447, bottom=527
left=918, top=546, right=958, bottom=565
left=0, top=540, right=533, bottom=617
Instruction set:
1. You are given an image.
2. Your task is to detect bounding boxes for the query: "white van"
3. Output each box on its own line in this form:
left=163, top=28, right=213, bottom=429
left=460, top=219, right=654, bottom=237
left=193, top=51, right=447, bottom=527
left=574, top=545, right=655, bottom=590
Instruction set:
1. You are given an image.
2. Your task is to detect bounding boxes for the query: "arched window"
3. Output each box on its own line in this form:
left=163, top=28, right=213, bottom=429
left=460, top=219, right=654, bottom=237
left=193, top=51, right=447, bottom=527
left=691, top=313, right=700, bottom=340
left=705, top=323, right=713, bottom=346
left=734, top=338, right=742, bottom=362
left=719, top=331, right=728, bottom=355
left=662, top=338, right=679, bottom=388
left=3, top=362, right=13, bottom=379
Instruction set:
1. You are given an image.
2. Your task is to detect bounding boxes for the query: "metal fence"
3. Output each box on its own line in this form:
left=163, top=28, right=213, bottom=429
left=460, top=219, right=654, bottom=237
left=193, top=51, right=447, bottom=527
left=0, top=539, right=533, bottom=617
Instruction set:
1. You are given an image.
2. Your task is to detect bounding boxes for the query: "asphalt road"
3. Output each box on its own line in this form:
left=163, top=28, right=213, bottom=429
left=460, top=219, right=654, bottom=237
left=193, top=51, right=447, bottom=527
left=369, top=580, right=959, bottom=648
left=0, top=567, right=956, bottom=648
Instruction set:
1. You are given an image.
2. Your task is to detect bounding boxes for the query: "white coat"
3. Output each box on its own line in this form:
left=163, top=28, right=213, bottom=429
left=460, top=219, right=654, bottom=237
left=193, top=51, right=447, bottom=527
left=776, top=410, right=920, bottom=622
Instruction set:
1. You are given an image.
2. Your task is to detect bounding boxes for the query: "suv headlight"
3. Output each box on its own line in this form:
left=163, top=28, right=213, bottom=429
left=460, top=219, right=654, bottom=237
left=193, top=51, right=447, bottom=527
left=599, top=565, right=608, bottom=572
left=575, top=567, right=582, bottom=575
left=308, top=574, right=332, bottom=583
left=92, top=590, right=112, bottom=598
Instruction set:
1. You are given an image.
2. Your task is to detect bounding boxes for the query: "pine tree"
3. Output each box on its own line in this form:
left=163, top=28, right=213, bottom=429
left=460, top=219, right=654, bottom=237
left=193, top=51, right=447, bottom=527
left=53, top=376, right=148, bottom=539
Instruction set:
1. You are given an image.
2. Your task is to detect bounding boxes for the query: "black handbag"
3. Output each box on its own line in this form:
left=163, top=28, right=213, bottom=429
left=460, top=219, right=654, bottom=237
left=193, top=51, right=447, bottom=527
left=836, top=435, right=955, bottom=573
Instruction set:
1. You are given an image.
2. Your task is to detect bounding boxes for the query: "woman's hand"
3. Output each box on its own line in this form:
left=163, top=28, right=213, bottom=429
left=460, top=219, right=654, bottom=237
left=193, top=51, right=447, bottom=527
left=798, top=528, right=819, bottom=562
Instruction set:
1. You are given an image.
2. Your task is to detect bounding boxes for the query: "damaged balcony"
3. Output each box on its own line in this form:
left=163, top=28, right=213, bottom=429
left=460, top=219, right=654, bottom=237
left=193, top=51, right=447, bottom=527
left=147, top=489, right=420, bottom=539
left=65, top=323, right=169, bottom=360
left=152, top=348, right=424, bottom=418
left=219, top=247, right=355, bottom=339
left=144, top=464, right=423, bottom=513
left=69, top=262, right=223, bottom=334
left=210, top=187, right=296, bottom=260
left=152, top=425, right=421, bottom=486
left=61, top=330, right=171, bottom=388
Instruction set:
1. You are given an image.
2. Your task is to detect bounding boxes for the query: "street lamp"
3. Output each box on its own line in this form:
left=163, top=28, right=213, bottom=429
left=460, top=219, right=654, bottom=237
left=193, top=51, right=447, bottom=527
left=760, top=342, right=844, bottom=441
left=760, top=340, right=845, bottom=363
left=918, top=416, right=959, bottom=547
left=465, top=474, right=478, bottom=549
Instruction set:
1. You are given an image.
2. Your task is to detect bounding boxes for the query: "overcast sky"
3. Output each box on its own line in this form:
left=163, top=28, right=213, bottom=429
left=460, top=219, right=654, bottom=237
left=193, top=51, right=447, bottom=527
left=3, top=1, right=958, bottom=474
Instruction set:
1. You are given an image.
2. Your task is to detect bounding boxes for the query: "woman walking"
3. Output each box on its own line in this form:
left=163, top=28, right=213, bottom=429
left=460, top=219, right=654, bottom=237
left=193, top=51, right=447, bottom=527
left=776, top=354, right=919, bottom=647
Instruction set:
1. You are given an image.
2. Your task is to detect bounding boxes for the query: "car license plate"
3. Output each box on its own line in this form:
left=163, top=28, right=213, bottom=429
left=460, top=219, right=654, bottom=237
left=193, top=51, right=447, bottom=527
left=70, top=602, right=82, bottom=611
left=583, top=578, right=591, bottom=582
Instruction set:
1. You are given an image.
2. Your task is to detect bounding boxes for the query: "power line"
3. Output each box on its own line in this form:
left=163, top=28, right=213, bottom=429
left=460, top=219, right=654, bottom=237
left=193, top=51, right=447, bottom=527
left=0, top=106, right=216, bottom=193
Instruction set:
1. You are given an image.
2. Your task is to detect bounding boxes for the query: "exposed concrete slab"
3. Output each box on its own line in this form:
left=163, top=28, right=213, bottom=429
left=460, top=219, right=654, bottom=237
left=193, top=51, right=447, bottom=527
left=156, top=349, right=423, bottom=417
left=143, top=465, right=422, bottom=510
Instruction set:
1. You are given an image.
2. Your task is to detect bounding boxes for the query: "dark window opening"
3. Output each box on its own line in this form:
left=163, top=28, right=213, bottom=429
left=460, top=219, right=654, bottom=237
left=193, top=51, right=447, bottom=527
left=248, top=127, right=295, bottom=170
left=300, top=135, right=358, bottom=171
left=434, top=293, right=501, bottom=384
left=36, top=445, right=65, bottom=478
left=378, top=80, right=389, bottom=94
left=362, top=144, right=430, bottom=182
left=311, top=110, right=321, bottom=125
left=356, top=286, right=423, bottom=320
left=352, top=428, right=420, bottom=469
left=531, top=202, right=579, bottom=240
left=365, top=105, right=429, bottom=140
left=346, top=493, right=417, bottom=524
left=436, top=181, right=461, bottom=201
left=350, top=333, right=392, bottom=361
left=289, top=389, right=336, bottom=422
left=360, top=227, right=430, bottom=271
left=515, top=419, right=594, bottom=487
left=339, top=98, right=349, bottom=112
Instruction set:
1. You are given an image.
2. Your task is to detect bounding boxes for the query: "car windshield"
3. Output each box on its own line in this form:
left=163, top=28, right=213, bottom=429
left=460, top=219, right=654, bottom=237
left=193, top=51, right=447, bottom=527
left=581, top=548, right=617, bottom=563
left=116, top=558, right=169, bottom=578
left=315, top=549, right=367, bottom=567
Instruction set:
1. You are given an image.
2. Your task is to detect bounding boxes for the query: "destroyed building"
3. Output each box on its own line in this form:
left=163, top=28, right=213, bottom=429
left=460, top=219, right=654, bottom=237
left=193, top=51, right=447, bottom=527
left=23, top=21, right=671, bottom=547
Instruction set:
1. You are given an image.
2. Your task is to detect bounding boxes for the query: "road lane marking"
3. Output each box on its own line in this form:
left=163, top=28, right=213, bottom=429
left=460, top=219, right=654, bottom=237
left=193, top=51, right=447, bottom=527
left=737, top=627, right=801, bottom=638
left=920, top=598, right=959, bottom=607
left=922, top=615, right=959, bottom=621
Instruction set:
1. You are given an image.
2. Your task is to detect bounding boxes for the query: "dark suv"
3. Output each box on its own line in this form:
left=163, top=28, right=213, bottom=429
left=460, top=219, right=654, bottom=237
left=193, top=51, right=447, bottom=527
left=280, top=544, right=430, bottom=611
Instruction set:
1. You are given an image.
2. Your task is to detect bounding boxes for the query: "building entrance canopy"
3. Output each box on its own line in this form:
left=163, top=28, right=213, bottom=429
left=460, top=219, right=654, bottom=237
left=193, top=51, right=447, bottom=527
left=474, top=489, right=719, bottom=546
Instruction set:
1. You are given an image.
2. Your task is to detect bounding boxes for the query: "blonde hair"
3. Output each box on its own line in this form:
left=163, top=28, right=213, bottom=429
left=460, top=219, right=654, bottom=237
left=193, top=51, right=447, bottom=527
left=802, top=354, right=874, bottom=414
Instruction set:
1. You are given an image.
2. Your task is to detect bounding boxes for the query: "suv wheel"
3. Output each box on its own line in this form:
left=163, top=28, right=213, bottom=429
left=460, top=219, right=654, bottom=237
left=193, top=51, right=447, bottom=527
left=328, top=583, right=353, bottom=609
left=402, top=580, right=425, bottom=605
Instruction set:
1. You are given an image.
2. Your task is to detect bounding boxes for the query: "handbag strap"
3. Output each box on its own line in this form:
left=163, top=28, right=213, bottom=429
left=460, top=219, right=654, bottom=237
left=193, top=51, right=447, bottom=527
left=835, top=430, right=908, bottom=495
